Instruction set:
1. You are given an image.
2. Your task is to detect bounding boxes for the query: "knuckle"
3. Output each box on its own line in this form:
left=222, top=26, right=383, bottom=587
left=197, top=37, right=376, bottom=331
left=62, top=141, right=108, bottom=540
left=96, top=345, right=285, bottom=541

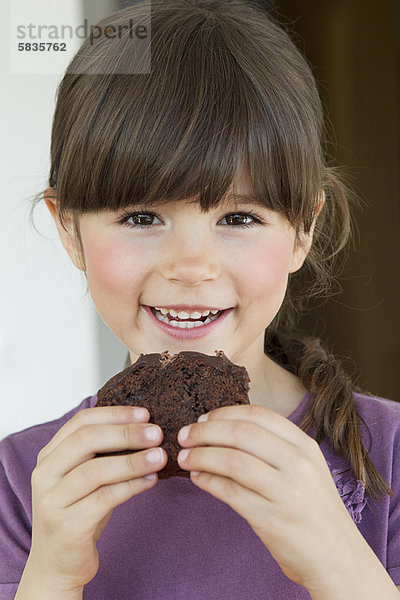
left=39, top=490, right=54, bottom=515
left=299, top=436, right=321, bottom=463
left=111, top=405, right=124, bottom=419
left=125, top=451, right=138, bottom=473
left=110, top=404, right=134, bottom=419
left=249, top=404, right=269, bottom=419
left=230, top=420, right=253, bottom=439
left=122, top=424, right=135, bottom=447
left=284, top=444, right=298, bottom=463
left=85, top=459, right=104, bottom=486
left=30, top=465, right=42, bottom=490
left=225, top=450, right=246, bottom=475
left=36, top=493, right=63, bottom=532
left=71, top=408, right=91, bottom=427
left=295, top=451, right=314, bottom=476
left=74, top=424, right=96, bottom=448
left=36, top=446, right=47, bottom=464
left=306, top=436, right=321, bottom=454
left=95, top=484, right=115, bottom=507
left=221, top=475, right=240, bottom=501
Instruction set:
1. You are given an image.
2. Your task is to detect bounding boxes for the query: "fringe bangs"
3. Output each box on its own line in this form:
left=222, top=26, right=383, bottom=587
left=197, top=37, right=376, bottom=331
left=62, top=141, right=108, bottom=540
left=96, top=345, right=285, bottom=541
left=50, top=0, right=322, bottom=233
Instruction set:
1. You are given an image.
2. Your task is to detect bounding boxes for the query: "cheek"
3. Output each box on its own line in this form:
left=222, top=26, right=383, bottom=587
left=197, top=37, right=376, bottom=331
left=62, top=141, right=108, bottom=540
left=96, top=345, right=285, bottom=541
left=237, top=238, right=293, bottom=301
left=83, top=237, right=142, bottom=299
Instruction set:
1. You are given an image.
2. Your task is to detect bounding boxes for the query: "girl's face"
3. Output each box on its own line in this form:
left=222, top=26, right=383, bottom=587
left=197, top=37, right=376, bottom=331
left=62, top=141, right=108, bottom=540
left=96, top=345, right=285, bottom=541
left=47, top=170, right=312, bottom=370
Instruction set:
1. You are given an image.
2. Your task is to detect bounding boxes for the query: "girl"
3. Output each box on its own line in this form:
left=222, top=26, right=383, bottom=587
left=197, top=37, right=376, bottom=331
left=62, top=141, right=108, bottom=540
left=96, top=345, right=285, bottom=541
left=1, top=1, right=399, bottom=598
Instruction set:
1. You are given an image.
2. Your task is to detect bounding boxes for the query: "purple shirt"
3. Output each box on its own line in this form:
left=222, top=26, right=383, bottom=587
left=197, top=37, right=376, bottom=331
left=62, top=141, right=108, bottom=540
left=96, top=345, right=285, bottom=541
left=1, top=391, right=400, bottom=599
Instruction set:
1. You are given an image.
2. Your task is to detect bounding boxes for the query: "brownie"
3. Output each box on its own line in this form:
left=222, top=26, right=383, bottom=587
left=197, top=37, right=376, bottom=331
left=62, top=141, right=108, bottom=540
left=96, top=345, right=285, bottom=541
left=95, top=350, right=251, bottom=479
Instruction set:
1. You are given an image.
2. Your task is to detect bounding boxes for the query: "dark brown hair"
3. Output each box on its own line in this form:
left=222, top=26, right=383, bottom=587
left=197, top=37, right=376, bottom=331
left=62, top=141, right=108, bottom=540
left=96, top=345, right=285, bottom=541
left=31, top=0, right=391, bottom=498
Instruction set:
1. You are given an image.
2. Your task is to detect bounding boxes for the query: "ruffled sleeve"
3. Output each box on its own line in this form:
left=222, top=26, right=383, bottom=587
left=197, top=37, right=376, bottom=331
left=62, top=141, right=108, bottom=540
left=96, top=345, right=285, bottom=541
left=326, top=461, right=367, bottom=524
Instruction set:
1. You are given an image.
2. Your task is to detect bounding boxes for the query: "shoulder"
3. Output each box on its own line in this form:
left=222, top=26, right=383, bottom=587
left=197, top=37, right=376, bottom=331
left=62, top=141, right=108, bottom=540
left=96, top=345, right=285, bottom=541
left=0, top=394, right=97, bottom=476
left=353, top=391, right=400, bottom=437
left=352, top=391, right=400, bottom=482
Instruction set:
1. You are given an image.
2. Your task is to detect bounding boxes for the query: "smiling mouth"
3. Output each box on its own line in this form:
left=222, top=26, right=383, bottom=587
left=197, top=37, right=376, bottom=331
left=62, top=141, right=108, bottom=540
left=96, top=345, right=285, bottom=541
left=149, top=306, right=225, bottom=328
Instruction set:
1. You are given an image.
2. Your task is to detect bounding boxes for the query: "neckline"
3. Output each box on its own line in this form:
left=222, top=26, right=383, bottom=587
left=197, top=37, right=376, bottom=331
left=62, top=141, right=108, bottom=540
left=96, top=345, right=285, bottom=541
left=286, top=390, right=312, bottom=425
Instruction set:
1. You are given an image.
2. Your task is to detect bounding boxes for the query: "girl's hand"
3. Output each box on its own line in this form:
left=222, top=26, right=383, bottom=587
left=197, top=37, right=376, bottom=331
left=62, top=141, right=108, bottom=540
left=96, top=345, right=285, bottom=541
left=25, top=406, right=167, bottom=594
left=177, top=404, right=361, bottom=591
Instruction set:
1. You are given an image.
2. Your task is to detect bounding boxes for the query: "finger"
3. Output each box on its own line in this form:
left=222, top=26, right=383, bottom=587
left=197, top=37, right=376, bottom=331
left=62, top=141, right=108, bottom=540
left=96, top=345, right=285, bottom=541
left=38, top=406, right=150, bottom=461
left=54, top=448, right=168, bottom=507
left=177, top=446, right=280, bottom=500
left=197, top=404, right=315, bottom=448
left=66, top=475, right=161, bottom=535
left=177, top=419, right=299, bottom=471
left=188, top=470, right=270, bottom=533
left=36, top=422, right=164, bottom=483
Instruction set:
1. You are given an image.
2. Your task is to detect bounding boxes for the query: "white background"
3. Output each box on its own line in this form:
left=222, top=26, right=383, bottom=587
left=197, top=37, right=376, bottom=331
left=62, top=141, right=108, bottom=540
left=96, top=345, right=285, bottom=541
left=0, top=0, right=126, bottom=440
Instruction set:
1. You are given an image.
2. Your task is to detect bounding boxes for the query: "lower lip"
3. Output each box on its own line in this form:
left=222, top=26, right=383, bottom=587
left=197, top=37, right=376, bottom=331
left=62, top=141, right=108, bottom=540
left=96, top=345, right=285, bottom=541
left=142, top=305, right=233, bottom=340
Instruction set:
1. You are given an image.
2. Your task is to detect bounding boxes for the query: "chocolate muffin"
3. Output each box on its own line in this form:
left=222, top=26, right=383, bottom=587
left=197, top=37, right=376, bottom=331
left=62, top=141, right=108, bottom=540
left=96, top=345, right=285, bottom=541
left=95, top=350, right=251, bottom=479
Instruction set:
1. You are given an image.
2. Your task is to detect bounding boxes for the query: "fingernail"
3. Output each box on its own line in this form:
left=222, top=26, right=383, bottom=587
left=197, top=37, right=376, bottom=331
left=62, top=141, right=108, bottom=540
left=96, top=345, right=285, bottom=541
left=132, top=407, right=148, bottom=420
left=198, top=413, right=208, bottom=423
left=144, top=425, right=161, bottom=441
left=146, top=448, right=163, bottom=464
left=178, top=449, right=190, bottom=462
left=178, top=425, right=190, bottom=442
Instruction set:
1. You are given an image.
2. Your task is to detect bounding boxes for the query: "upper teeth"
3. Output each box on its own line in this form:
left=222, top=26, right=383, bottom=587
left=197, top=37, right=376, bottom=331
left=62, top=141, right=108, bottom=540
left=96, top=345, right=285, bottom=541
left=154, top=307, right=219, bottom=319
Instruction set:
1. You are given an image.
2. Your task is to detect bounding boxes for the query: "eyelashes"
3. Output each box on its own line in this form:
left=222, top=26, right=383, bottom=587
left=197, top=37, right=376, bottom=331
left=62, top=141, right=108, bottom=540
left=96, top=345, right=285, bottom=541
left=116, top=209, right=266, bottom=230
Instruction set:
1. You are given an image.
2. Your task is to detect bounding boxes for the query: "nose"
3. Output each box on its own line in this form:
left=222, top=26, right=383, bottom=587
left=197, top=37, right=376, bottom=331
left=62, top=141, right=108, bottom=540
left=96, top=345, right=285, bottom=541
left=162, top=229, right=221, bottom=285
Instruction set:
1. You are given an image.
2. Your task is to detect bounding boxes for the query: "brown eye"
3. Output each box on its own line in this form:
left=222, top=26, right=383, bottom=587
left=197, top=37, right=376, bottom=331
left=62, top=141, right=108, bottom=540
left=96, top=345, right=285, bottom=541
left=116, top=210, right=264, bottom=230
left=221, top=213, right=262, bottom=228
left=118, top=211, right=161, bottom=229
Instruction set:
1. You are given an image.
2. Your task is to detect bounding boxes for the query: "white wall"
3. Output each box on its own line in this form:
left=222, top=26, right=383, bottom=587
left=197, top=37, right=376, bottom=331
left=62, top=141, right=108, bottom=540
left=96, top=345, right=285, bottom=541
left=0, top=1, right=104, bottom=440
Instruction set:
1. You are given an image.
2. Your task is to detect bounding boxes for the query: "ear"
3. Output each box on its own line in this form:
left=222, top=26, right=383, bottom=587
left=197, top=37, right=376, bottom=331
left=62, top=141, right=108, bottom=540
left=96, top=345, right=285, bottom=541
left=289, top=191, right=325, bottom=274
left=44, top=187, right=86, bottom=271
